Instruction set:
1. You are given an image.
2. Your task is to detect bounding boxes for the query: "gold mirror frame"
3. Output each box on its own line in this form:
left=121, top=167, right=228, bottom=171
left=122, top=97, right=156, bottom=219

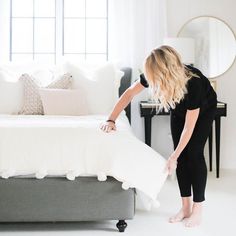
left=177, top=16, right=236, bottom=79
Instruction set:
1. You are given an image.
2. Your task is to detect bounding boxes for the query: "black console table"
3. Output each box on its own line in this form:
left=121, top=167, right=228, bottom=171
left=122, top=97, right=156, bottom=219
left=140, top=101, right=227, bottom=178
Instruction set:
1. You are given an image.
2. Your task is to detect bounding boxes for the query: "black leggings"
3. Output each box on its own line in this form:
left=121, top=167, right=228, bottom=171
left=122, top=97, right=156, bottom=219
left=170, top=105, right=217, bottom=202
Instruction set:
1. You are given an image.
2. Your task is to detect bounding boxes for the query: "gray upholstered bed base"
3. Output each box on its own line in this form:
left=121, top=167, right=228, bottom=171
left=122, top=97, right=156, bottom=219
left=0, top=178, right=135, bottom=225
left=0, top=68, right=134, bottom=232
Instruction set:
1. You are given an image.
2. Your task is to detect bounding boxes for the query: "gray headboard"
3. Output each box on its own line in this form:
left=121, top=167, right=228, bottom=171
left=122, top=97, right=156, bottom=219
left=119, top=68, right=132, bottom=124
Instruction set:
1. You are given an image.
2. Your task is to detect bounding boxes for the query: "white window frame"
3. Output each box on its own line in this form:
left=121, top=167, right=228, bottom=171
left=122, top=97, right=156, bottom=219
left=9, top=0, right=108, bottom=63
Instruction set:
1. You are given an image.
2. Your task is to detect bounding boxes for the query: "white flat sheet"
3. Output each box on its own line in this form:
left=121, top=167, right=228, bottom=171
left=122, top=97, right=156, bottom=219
left=0, top=113, right=167, bottom=209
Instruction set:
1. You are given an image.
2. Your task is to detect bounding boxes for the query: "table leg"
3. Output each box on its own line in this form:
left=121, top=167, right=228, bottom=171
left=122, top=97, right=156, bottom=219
left=215, top=116, right=221, bottom=178
left=208, top=125, right=213, bottom=171
left=144, top=116, right=152, bottom=147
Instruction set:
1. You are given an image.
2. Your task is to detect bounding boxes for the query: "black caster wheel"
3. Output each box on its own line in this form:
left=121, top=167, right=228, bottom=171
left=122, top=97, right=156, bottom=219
left=116, top=220, right=127, bottom=232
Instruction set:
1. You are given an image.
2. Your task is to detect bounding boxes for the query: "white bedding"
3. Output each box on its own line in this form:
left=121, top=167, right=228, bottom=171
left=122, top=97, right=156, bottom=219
left=0, top=113, right=168, bottom=209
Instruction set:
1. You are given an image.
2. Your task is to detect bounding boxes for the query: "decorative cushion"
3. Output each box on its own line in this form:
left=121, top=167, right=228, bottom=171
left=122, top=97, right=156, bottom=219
left=39, top=89, right=88, bottom=116
left=47, top=74, right=72, bottom=89
left=19, top=73, right=73, bottom=115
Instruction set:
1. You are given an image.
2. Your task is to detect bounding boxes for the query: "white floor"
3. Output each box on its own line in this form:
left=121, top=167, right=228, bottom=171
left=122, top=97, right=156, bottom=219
left=0, top=169, right=235, bottom=236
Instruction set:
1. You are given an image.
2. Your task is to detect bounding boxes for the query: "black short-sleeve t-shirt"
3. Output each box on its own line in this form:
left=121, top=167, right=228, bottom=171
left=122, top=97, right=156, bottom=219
left=139, top=65, right=217, bottom=117
left=140, top=73, right=149, bottom=88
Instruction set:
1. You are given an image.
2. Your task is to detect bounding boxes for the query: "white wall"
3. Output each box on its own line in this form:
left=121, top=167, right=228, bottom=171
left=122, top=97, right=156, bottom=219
left=131, top=0, right=236, bottom=169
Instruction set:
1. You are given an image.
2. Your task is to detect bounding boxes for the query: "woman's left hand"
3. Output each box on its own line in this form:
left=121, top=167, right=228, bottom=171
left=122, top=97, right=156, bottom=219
left=166, top=154, right=178, bottom=175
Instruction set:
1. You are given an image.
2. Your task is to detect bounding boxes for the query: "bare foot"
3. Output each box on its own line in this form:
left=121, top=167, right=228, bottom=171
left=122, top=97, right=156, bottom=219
left=169, top=208, right=191, bottom=223
left=185, top=203, right=202, bottom=227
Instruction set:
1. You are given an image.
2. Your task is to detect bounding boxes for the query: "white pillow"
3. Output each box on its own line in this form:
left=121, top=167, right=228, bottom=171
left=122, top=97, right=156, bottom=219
left=64, top=62, right=124, bottom=114
left=0, top=71, right=24, bottom=114
left=39, top=89, right=88, bottom=116
left=0, top=62, right=55, bottom=81
left=115, top=70, right=125, bottom=100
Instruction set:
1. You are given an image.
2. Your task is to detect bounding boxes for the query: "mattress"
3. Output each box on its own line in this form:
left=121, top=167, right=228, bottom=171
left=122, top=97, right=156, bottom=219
left=0, top=113, right=168, bottom=208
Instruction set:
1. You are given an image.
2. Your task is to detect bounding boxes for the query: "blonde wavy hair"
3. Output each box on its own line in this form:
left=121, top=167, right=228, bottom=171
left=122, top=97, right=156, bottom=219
left=144, top=45, right=196, bottom=111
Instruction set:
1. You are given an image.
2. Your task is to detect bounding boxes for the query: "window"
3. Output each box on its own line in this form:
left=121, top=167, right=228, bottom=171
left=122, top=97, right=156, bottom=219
left=63, top=0, right=108, bottom=62
left=10, top=0, right=56, bottom=63
left=10, top=0, right=108, bottom=63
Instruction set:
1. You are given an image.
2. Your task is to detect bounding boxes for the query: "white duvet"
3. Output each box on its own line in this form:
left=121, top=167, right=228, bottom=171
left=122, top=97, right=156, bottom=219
left=0, top=113, right=168, bottom=209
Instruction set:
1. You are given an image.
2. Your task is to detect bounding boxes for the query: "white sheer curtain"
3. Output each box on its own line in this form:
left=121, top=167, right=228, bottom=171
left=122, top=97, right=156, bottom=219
left=108, top=0, right=167, bottom=140
left=108, top=0, right=167, bottom=75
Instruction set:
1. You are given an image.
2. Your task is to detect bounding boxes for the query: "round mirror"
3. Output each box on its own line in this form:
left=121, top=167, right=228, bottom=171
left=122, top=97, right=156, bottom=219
left=178, top=16, right=236, bottom=78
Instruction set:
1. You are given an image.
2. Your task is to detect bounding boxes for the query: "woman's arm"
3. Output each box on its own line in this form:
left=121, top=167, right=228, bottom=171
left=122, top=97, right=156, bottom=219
left=100, top=81, right=145, bottom=132
left=166, top=108, right=200, bottom=174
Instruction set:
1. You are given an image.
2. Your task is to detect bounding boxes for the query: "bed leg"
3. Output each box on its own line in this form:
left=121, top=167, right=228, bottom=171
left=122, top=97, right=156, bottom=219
left=116, top=220, right=127, bottom=232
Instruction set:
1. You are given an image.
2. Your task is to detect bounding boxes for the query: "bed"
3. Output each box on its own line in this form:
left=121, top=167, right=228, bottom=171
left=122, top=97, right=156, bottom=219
left=0, top=68, right=167, bottom=232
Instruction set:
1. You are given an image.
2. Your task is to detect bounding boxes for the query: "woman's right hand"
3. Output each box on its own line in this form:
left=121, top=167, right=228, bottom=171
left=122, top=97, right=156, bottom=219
left=100, top=121, right=117, bottom=133
left=99, top=81, right=144, bottom=133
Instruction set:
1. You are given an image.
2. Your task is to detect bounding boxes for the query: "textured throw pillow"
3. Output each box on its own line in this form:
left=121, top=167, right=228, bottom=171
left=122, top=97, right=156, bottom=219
left=19, top=73, right=72, bottom=115
left=47, top=73, right=72, bottom=89
left=39, top=89, right=88, bottom=116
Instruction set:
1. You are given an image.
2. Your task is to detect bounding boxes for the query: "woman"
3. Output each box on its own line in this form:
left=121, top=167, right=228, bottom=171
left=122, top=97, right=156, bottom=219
left=100, top=45, right=217, bottom=227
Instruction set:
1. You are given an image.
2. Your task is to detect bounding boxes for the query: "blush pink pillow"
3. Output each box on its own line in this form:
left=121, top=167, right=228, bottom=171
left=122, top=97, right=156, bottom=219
left=39, top=89, right=88, bottom=116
